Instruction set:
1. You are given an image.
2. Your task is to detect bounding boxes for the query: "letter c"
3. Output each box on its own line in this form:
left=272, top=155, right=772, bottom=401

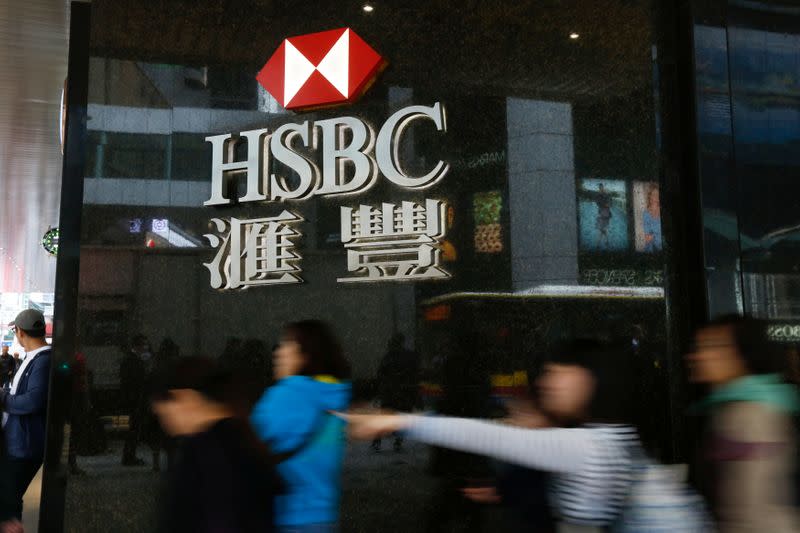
left=376, top=102, right=449, bottom=189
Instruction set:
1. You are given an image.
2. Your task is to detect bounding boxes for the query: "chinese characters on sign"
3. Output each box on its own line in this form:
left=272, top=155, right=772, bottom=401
left=202, top=102, right=451, bottom=289
left=339, top=199, right=448, bottom=283
left=204, top=211, right=303, bottom=289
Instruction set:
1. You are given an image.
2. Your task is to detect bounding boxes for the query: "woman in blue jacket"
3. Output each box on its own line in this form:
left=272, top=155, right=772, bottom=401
left=252, top=321, right=352, bottom=533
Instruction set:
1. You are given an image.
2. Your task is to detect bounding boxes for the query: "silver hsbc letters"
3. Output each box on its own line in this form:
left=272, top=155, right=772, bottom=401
left=203, top=102, right=451, bottom=289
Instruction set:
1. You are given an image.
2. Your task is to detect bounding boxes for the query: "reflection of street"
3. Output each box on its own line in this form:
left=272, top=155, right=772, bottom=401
left=341, top=441, right=437, bottom=532
left=65, top=441, right=160, bottom=533
left=67, top=439, right=497, bottom=532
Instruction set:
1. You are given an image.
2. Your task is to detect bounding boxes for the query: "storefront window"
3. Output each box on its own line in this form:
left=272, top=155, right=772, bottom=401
left=693, top=1, right=800, bottom=337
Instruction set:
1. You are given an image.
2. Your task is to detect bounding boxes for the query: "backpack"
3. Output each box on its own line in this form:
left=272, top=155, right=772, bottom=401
left=611, top=450, right=714, bottom=533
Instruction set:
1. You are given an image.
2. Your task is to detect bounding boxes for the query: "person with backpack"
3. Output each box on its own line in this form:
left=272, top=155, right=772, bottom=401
left=151, top=356, right=281, bottom=533
left=251, top=321, right=352, bottom=533
left=687, top=315, right=800, bottom=532
left=343, top=340, right=639, bottom=530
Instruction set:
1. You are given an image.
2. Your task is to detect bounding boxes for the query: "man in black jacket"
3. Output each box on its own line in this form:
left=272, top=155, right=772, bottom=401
left=0, top=346, right=14, bottom=388
left=120, top=334, right=151, bottom=466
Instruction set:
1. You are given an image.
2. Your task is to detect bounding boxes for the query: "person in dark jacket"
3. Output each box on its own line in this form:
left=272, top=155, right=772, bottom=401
left=152, top=356, right=281, bottom=533
left=372, top=333, right=419, bottom=451
left=0, top=346, right=14, bottom=389
left=0, top=309, right=52, bottom=523
left=120, top=334, right=151, bottom=466
left=144, top=338, right=180, bottom=472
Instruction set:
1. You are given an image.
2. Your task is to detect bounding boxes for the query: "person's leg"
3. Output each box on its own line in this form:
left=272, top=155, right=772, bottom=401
left=5, top=458, right=41, bottom=520
left=0, top=455, right=14, bottom=522
left=122, top=408, right=143, bottom=465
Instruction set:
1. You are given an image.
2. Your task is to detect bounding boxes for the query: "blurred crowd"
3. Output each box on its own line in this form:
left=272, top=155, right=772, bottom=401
left=1, top=314, right=800, bottom=532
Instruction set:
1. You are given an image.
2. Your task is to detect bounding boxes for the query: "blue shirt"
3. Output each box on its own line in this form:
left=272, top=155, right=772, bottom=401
left=251, top=376, right=351, bottom=527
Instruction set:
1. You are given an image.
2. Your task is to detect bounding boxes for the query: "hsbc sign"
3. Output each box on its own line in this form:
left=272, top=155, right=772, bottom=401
left=203, top=28, right=453, bottom=288
left=204, top=102, right=448, bottom=205
left=257, top=28, right=386, bottom=111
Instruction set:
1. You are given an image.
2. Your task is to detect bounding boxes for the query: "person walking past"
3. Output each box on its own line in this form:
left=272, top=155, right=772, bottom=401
left=120, top=334, right=151, bottom=466
left=0, top=309, right=52, bottom=523
left=372, top=333, right=419, bottom=452
left=687, top=315, right=800, bottom=532
left=251, top=320, right=352, bottom=533
left=343, top=340, right=644, bottom=532
left=152, top=356, right=281, bottom=533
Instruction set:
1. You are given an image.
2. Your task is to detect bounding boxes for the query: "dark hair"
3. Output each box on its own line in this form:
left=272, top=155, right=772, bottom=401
left=546, top=338, right=637, bottom=425
left=704, top=314, right=785, bottom=375
left=283, top=320, right=350, bottom=380
left=151, top=356, right=241, bottom=407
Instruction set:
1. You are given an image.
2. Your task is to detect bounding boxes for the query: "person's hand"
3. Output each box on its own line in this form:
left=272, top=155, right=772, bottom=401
left=0, top=519, right=24, bottom=533
left=333, top=411, right=411, bottom=440
left=504, top=398, right=551, bottom=429
left=462, top=486, right=501, bottom=504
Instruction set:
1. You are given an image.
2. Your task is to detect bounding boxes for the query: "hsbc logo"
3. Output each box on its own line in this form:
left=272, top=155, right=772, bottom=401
left=257, top=28, right=386, bottom=111
left=203, top=30, right=453, bottom=288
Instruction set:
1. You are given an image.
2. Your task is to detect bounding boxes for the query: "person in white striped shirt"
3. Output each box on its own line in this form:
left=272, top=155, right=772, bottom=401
left=342, top=340, right=642, bottom=532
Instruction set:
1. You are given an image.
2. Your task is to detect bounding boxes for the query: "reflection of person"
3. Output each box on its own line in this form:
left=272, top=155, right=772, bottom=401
left=687, top=316, right=800, bottom=532
left=372, top=334, right=419, bottom=452
left=68, top=337, right=90, bottom=476
left=462, top=396, right=556, bottom=532
left=424, top=329, right=492, bottom=533
left=595, top=183, right=612, bottom=249
left=120, top=334, right=152, bottom=466
left=145, top=338, right=181, bottom=472
left=0, top=310, right=52, bottom=523
left=152, top=357, right=281, bottom=533
left=642, top=185, right=662, bottom=252
left=251, top=321, right=351, bottom=533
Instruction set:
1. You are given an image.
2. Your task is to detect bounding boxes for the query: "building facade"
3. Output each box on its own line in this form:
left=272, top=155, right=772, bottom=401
left=40, top=1, right=800, bottom=531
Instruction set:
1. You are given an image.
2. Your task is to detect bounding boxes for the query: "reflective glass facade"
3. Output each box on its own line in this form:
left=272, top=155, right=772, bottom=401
left=40, top=1, right=800, bottom=531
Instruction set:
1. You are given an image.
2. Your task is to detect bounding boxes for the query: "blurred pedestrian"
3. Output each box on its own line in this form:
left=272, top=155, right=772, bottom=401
left=145, top=338, right=180, bottom=472
left=0, top=310, right=51, bottom=523
left=67, top=338, right=90, bottom=476
left=372, top=333, right=419, bottom=452
left=423, top=329, right=492, bottom=533
left=152, top=356, right=281, bottom=533
left=120, top=334, right=152, bottom=466
left=251, top=320, right=352, bottom=533
left=687, top=315, right=800, bottom=532
left=343, top=340, right=644, bottom=531
left=461, top=396, right=556, bottom=533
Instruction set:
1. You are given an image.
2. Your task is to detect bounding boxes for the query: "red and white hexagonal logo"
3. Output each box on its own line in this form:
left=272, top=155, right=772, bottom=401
left=257, top=28, right=386, bottom=112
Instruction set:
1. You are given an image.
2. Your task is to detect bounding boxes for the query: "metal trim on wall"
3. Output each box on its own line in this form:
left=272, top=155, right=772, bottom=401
left=40, top=3, right=91, bottom=531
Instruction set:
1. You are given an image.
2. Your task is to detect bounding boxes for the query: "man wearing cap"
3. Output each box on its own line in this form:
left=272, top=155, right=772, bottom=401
left=0, top=309, right=51, bottom=522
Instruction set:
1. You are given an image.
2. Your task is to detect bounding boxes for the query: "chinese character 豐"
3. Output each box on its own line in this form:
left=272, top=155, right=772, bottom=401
left=338, top=199, right=450, bottom=283
left=203, top=211, right=303, bottom=289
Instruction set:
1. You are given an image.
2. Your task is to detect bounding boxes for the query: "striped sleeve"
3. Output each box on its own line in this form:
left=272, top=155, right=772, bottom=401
left=405, top=415, right=599, bottom=474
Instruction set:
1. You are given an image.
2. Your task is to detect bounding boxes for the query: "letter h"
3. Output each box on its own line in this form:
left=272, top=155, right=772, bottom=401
left=204, top=129, right=269, bottom=206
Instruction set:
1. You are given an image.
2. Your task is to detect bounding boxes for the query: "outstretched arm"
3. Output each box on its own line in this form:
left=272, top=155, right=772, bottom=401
left=343, top=413, right=596, bottom=474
